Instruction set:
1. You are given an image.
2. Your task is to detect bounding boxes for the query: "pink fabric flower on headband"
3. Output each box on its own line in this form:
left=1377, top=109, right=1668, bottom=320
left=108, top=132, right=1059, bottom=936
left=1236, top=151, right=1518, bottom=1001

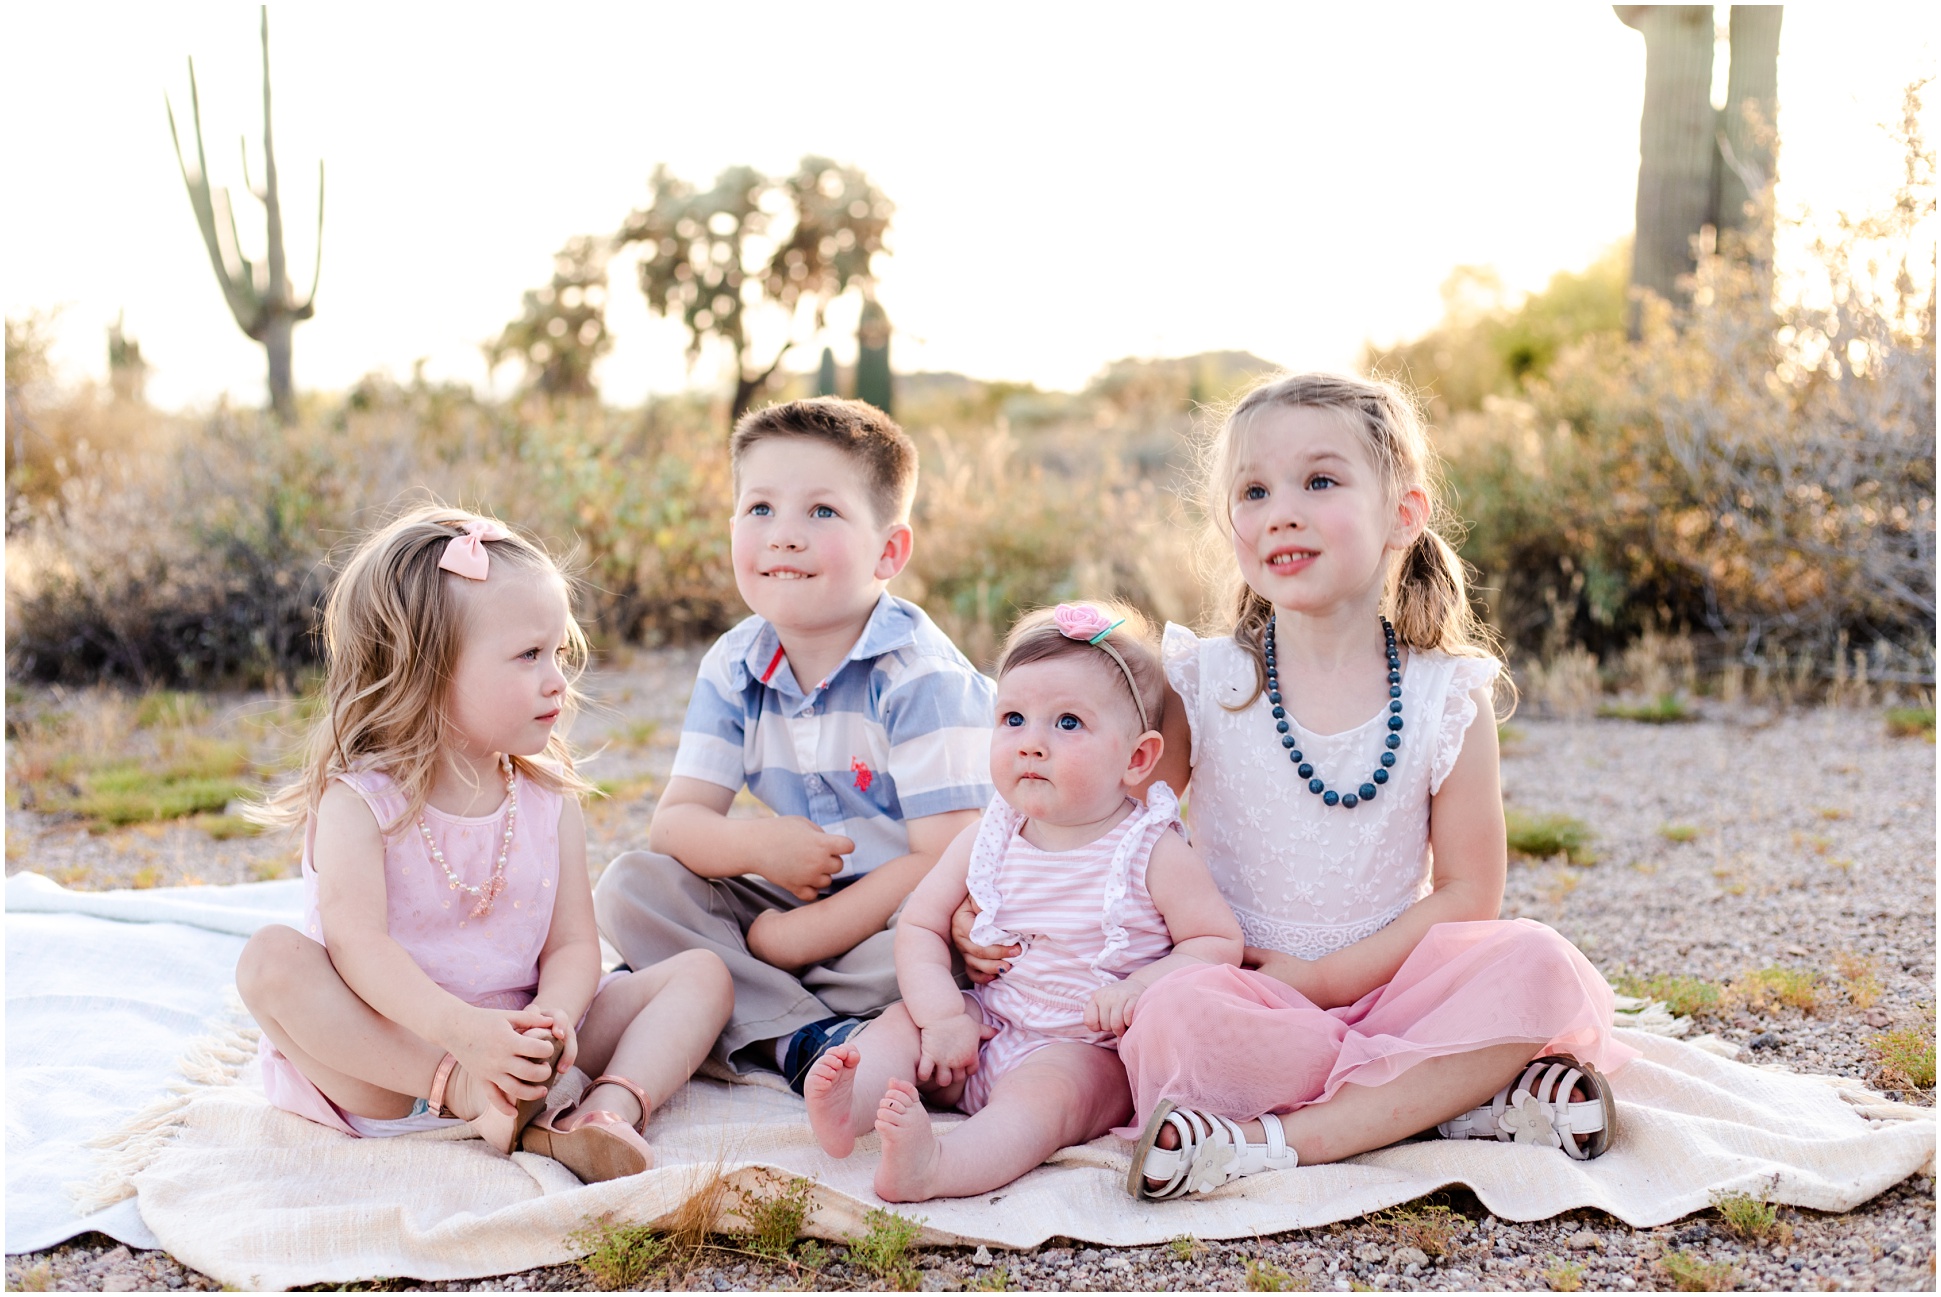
left=1054, top=603, right=1120, bottom=644
left=438, top=519, right=512, bottom=581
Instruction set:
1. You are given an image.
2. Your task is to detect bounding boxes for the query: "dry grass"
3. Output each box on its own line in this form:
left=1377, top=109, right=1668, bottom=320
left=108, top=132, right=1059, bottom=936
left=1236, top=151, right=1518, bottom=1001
left=1372, top=1202, right=1462, bottom=1259
left=1506, top=810, right=1596, bottom=864
left=1736, top=967, right=1822, bottom=1014
left=1659, top=1250, right=1739, bottom=1291
left=1712, top=1187, right=1792, bottom=1244
left=1613, top=973, right=1724, bottom=1019
left=1832, top=953, right=1883, bottom=1010
left=1541, top=1258, right=1586, bottom=1292
left=1874, top=1026, right=1937, bottom=1090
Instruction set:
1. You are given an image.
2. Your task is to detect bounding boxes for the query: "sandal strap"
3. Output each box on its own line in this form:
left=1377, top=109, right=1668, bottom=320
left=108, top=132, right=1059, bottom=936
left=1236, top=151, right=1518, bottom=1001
left=1138, top=1107, right=1297, bottom=1199
left=427, top=1053, right=459, bottom=1118
left=1436, top=1055, right=1611, bottom=1155
left=588, top=1074, right=651, bottom=1134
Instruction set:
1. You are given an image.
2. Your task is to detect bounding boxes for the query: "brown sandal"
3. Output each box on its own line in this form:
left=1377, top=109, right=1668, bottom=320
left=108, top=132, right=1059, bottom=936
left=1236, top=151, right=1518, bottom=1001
left=520, top=1073, right=655, bottom=1183
left=427, top=1031, right=567, bottom=1155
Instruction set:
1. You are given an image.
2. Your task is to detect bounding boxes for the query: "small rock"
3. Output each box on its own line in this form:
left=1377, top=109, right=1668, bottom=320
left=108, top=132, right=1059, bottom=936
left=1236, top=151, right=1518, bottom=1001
left=1482, top=1215, right=1498, bottom=1230
left=1392, top=1246, right=1429, bottom=1268
left=1354, top=1242, right=1387, bottom=1263
left=971, top=1245, right=993, bottom=1266
left=1403, top=1261, right=1423, bottom=1278
left=101, top=1274, right=142, bottom=1293
left=919, top=1271, right=964, bottom=1292
left=1043, top=1247, right=1073, bottom=1266
left=1076, top=1248, right=1100, bottom=1262
left=1749, top=1032, right=1780, bottom=1049
left=1569, top=1229, right=1600, bottom=1251
left=1865, top=1008, right=1893, bottom=1028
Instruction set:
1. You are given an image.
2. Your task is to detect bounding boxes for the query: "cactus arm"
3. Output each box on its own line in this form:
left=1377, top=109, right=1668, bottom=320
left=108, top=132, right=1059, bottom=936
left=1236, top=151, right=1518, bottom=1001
left=167, top=66, right=262, bottom=334
left=258, top=6, right=288, bottom=318
left=214, top=188, right=266, bottom=337
left=295, top=159, right=323, bottom=318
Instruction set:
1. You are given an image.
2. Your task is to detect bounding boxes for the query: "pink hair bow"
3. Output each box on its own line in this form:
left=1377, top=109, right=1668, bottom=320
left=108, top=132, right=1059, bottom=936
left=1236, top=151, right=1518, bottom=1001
left=438, top=519, right=512, bottom=581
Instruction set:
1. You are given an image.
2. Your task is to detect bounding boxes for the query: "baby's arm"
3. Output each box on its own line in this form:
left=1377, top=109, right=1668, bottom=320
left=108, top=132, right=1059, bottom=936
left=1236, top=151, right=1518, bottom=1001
left=313, top=785, right=557, bottom=1104
left=1086, top=828, right=1242, bottom=1034
left=893, top=821, right=988, bottom=1085
left=649, top=776, right=855, bottom=901
left=747, top=808, right=980, bottom=969
left=1245, top=686, right=1507, bottom=1009
left=529, top=797, right=601, bottom=1072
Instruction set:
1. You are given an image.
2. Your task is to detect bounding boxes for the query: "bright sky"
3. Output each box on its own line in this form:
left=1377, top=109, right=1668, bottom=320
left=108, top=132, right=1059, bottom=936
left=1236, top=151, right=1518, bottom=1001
left=3, top=3, right=1932, bottom=409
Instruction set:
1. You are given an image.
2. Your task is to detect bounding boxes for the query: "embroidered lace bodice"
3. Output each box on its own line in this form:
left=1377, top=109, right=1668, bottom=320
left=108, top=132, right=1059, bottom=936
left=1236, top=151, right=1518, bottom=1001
left=1164, top=624, right=1500, bottom=962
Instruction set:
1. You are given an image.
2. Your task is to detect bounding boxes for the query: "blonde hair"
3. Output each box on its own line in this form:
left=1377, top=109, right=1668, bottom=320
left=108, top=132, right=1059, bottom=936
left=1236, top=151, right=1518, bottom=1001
left=995, top=601, right=1164, bottom=734
left=1198, top=372, right=1508, bottom=708
left=254, top=504, right=595, bottom=836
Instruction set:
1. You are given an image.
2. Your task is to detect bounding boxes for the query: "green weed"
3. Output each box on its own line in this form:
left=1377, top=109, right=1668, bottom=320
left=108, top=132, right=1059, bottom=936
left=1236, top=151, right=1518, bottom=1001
left=794, top=1240, right=830, bottom=1272
left=1613, top=973, right=1724, bottom=1019
left=1246, top=1258, right=1307, bottom=1290
left=51, top=736, right=254, bottom=829
left=248, top=859, right=292, bottom=882
left=1659, top=823, right=1701, bottom=843
left=1506, top=810, right=1596, bottom=864
left=1374, top=1202, right=1461, bottom=1258
left=1658, top=1249, right=1737, bottom=1290
left=966, top=1265, right=1011, bottom=1291
left=1739, top=966, right=1821, bottom=1013
left=1169, top=1234, right=1207, bottom=1262
left=1874, top=1027, right=1937, bottom=1090
left=727, top=1172, right=815, bottom=1261
left=1542, top=1258, right=1585, bottom=1292
left=1711, top=1189, right=1789, bottom=1243
left=566, top=1215, right=668, bottom=1290
left=1885, top=706, right=1935, bottom=740
left=195, top=812, right=264, bottom=840
left=1598, top=694, right=1696, bottom=724
left=617, top=718, right=662, bottom=748
left=136, top=690, right=211, bottom=729
left=1831, top=952, right=1882, bottom=1010
left=850, top=1207, right=925, bottom=1287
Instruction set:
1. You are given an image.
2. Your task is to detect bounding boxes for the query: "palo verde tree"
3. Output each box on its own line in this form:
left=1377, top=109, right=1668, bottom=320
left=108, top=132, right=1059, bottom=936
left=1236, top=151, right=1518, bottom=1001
left=489, top=236, right=612, bottom=400
left=617, top=156, right=892, bottom=425
left=1616, top=5, right=1781, bottom=334
left=166, top=6, right=324, bottom=424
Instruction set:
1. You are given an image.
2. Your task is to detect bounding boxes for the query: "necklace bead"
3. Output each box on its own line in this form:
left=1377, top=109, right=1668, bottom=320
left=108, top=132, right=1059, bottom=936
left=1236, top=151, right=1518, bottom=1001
left=1263, top=614, right=1401, bottom=809
left=418, top=754, right=518, bottom=918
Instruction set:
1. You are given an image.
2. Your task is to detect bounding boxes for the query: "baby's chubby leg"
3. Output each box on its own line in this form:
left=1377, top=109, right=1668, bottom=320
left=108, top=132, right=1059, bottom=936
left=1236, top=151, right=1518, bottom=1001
left=805, top=1001, right=925, bottom=1157
left=873, top=1042, right=1132, bottom=1203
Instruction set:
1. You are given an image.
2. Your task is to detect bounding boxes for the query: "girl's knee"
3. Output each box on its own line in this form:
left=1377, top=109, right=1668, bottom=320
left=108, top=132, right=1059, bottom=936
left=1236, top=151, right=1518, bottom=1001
left=235, top=925, right=315, bottom=1006
left=634, top=948, right=733, bottom=1017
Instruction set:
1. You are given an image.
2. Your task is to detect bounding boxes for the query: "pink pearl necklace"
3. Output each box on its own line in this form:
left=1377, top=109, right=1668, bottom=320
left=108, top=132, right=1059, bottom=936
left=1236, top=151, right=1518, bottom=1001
left=418, top=755, right=518, bottom=918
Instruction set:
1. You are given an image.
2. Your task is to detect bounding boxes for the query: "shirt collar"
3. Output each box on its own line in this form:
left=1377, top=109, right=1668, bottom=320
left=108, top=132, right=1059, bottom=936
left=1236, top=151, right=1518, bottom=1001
left=735, top=593, right=917, bottom=697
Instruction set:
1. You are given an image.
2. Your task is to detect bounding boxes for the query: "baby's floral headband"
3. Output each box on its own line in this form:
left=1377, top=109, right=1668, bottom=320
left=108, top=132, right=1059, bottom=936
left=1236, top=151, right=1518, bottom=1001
left=1053, top=603, right=1151, bottom=733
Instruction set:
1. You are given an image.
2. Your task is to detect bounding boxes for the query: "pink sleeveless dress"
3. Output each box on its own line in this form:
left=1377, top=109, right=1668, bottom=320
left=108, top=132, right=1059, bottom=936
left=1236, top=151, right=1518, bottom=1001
left=1114, top=627, right=1631, bottom=1131
left=259, top=767, right=565, bottom=1136
left=956, top=784, right=1182, bottom=1115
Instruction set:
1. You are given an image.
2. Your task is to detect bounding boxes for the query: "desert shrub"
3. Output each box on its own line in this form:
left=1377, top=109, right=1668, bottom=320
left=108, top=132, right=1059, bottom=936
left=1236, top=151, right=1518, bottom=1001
left=1443, top=93, right=1935, bottom=673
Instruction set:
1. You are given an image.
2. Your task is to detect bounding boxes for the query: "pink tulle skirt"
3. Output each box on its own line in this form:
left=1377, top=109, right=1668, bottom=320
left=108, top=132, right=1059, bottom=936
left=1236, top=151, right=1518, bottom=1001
left=1115, top=918, right=1635, bottom=1134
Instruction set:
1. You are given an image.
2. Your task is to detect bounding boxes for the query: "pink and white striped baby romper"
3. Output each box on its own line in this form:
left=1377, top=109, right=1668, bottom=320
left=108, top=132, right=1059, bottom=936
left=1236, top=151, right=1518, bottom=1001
left=957, top=782, right=1183, bottom=1114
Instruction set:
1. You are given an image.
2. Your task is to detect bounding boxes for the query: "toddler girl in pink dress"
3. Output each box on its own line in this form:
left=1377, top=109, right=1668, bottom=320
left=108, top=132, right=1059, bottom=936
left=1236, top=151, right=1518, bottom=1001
left=238, top=506, right=731, bottom=1184
left=804, top=602, right=1243, bottom=1202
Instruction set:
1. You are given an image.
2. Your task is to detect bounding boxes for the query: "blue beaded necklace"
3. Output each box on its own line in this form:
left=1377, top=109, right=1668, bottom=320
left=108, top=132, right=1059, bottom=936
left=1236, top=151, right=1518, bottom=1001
left=1264, top=614, right=1402, bottom=809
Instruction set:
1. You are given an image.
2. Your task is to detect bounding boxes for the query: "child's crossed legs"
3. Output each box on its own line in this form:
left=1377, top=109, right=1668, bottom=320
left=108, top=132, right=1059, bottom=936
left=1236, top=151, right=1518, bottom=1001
left=805, top=997, right=1133, bottom=1202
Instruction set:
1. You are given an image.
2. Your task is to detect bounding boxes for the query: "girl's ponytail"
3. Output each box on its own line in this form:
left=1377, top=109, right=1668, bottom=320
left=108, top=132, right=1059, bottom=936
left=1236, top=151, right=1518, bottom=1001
left=1389, top=528, right=1468, bottom=657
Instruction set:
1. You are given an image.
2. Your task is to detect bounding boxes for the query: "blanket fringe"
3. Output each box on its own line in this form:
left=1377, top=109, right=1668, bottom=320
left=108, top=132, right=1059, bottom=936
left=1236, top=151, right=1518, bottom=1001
left=68, top=990, right=261, bottom=1215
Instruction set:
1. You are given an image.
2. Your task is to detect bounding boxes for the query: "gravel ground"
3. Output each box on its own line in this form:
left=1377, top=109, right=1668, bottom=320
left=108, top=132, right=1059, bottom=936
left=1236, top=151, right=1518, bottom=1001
left=6, top=658, right=1934, bottom=1291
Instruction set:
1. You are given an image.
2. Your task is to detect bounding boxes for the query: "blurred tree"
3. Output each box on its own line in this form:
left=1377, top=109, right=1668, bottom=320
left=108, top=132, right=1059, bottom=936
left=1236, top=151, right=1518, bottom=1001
left=816, top=346, right=840, bottom=397
left=489, top=237, right=611, bottom=400
left=166, top=6, right=323, bottom=424
left=1616, top=6, right=1783, bottom=335
left=108, top=312, right=148, bottom=405
left=618, top=156, right=892, bottom=426
left=855, top=298, right=894, bottom=414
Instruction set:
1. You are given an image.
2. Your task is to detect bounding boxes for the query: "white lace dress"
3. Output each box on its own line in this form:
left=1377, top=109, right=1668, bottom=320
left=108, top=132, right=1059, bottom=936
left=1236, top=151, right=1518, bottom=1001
left=1110, top=625, right=1631, bottom=1128
left=1163, top=623, right=1499, bottom=959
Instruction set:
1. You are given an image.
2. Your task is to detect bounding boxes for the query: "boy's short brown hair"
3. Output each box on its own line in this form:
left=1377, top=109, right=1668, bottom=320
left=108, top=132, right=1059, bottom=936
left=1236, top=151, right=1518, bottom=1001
left=730, top=397, right=918, bottom=525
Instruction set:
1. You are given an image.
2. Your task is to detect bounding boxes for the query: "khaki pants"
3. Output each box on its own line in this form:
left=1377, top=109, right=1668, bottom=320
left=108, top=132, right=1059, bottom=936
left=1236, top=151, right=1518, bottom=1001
left=592, top=850, right=902, bottom=1073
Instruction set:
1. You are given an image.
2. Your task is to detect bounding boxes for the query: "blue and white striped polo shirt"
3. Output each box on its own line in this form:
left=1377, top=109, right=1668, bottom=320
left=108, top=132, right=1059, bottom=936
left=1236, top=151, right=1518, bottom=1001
left=671, top=594, right=996, bottom=879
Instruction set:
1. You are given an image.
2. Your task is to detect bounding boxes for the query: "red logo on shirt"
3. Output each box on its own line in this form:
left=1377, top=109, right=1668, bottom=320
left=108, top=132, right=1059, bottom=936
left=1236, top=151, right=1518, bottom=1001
left=851, top=757, right=874, bottom=793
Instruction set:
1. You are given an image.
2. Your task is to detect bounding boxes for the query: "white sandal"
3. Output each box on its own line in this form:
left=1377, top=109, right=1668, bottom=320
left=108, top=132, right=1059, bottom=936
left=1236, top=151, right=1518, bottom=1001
left=1437, top=1054, right=1615, bottom=1159
left=1128, top=1099, right=1300, bottom=1199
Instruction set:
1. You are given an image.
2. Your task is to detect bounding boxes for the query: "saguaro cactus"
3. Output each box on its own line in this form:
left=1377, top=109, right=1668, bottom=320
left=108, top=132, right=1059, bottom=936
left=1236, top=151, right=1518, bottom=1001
left=855, top=299, right=893, bottom=415
left=167, top=7, right=323, bottom=424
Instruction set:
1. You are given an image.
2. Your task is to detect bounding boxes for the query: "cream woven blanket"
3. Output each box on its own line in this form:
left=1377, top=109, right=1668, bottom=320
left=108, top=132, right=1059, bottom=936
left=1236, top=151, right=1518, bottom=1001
left=12, top=874, right=1932, bottom=1291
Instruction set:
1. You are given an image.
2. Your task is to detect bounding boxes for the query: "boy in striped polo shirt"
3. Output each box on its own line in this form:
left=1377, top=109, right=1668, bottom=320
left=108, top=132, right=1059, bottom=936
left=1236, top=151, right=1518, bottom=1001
left=594, top=398, right=995, bottom=1090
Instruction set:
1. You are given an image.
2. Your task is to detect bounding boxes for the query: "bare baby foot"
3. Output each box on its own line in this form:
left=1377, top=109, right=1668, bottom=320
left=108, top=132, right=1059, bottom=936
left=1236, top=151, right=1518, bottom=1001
left=805, top=1043, right=865, bottom=1157
left=872, top=1078, right=941, bottom=1203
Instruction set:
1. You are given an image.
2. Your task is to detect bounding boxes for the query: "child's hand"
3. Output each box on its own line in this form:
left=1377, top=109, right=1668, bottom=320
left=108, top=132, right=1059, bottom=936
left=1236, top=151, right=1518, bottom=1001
left=1086, top=978, right=1144, bottom=1036
left=450, top=1007, right=560, bottom=1106
left=758, top=816, right=855, bottom=901
left=915, top=1013, right=993, bottom=1089
left=1244, top=946, right=1330, bottom=1006
left=527, top=1004, right=580, bottom=1078
left=949, top=895, right=1021, bottom=984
